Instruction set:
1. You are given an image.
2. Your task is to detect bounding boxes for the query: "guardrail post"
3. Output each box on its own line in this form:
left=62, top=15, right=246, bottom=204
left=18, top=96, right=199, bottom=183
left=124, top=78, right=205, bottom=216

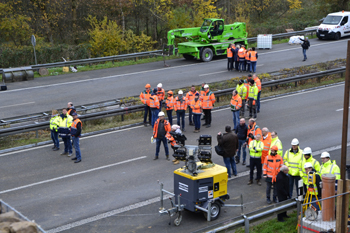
left=36, top=130, right=38, bottom=138
left=121, top=114, right=124, bottom=121
left=217, top=96, right=220, bottom=103
left=160, top=183, right=164, bottom=210
left=243, top=215, right=249, bottom=233
left=295, top=81, right=298, bottom=87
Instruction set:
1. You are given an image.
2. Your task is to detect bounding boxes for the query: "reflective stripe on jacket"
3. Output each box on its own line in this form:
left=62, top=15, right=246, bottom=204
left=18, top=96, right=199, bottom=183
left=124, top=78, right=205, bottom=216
left=236, top=84, right=247, bottom=99
left=247, top=123, right=262, bottom=145
left=320, top=160, right=341, bottom=180
left=165, top=96, right=174, bottom=110
left=139, top=89, right=152, bottom=105
left=299, top=155, right=321, bottom=184
left=250, top=51, right=258, bottom=62
left=283, top=147, right=303, bottom=176
left=190, top=99, right=202, bottom=114
left=50, top=115, right=60, bottom=132
left=200, top=90, right=215, bottom=109
left=157, top=88, right=165, bottom=102
left=186, top=91, right=199, bottom=105
left=254, top=77, right=262, bottom=92
left=230, top=94, right=242, bottom=111
left=70, top=118, right=82, bottom=137
left=227, top=48, right=233, bottom=58
left=249, top=140, right=264, bottom=158
left=263, top=154, right=283, bottom=183
left=245, top=51, right=251, bottom=61
left=269, top=137, right=283, bottom=156
left=174, top=96, right=187, bottom=111
left=58, top=114, right=73, bottom=137
left=148, top=95, right=160, bottom=109
left=153, top=119, right=171, bottom=138
left=238, top=49, right=245, bottom=59
left=261, top=132, right=272, bottom=164
left=248, top=84, right=258, bottom=100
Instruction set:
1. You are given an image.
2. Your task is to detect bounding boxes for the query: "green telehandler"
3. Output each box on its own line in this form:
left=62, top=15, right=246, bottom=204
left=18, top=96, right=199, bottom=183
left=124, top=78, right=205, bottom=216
left=166, top=18, right=248, bottom=62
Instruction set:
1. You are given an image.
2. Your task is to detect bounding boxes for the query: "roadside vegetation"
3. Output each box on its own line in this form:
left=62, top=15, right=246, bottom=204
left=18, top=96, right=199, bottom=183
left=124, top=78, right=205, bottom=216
left=0, top=59, right=345, bottom=150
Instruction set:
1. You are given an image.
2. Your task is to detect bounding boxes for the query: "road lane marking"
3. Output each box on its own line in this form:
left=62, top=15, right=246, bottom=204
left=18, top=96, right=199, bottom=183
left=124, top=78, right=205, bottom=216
left=0, top=102, right=35, bottom=109
left=2, top=40, right=345, bottom=94
left=0, top=156, right=146, bottom=195
left=45, top=140, right=349, bottom=232
left=336, top=107, right=350, bottom=111
left=199, top=71, right=227, bottom=76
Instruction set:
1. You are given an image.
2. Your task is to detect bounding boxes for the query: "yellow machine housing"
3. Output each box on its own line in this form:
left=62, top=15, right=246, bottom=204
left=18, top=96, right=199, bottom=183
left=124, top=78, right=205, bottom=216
left=174, top=163, right=228, bottom=212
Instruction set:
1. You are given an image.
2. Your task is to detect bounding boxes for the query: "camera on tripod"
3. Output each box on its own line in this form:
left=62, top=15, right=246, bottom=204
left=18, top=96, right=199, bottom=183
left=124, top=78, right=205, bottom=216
left=307, top=170, right=316, bottom=188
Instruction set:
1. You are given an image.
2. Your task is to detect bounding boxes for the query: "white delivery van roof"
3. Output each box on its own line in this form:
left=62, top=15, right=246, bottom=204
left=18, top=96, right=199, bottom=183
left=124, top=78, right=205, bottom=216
left=327, top=11, right=350, bottom=16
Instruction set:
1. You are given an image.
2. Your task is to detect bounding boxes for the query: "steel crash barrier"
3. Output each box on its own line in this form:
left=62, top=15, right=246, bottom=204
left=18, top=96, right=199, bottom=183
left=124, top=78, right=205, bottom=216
left=0, top=67, right=345, bottom=137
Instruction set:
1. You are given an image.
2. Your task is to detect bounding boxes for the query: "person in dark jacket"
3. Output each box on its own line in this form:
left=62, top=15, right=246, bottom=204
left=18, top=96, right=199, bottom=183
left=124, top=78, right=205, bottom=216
left=217, top=126, right=239, bottom=178
left=276, top=165, right=290, bottom=222
left=235, top=118, right=248, bottom=165
left=70, top=112, right=82, bottom=163
left=234, top=45, right=240, bottom=71
left=67, top=102, right=76, bottom=116
left=298, top=37, right=310, bottom=61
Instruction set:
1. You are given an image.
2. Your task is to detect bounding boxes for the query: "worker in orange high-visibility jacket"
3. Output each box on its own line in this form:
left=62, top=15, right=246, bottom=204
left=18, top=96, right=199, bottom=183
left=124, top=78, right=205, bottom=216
left=230, top=90, right=242, bottom=131
left=200, top=84, right=215, bottom=128
left=245, top=118, right=262, bottom=147
left=165, top=90, right=174, bottom=125
left=70, top=112, right=82, bottom=163
left=174, top=90, right=187, bottom=132
left=245, top=48, right=252, bottom=73
left=200, top=82, right=207, bottom=121
left=249, top=47, right=258, bottom=73
left=153, top=111, right=171, bottom=161
left=140, top=84, right=152, bottom=126
left=253, top=74, right=262, bottom=113
left=157, top=83, right=165, bottom=109
left=166, top=124, right=184, bottom=165
left=238, top=46, right=245, bottom=72
left=148, top=88, right=160, bottom=128
left=190, top=92, right=202, bottom=133
left=261, top=127, right=272, bottom=165
left=227, top=44, right=235, bottom=71
left=186, top=85, right=199, bottom=126
left=263, top=145, right=283, bottom=204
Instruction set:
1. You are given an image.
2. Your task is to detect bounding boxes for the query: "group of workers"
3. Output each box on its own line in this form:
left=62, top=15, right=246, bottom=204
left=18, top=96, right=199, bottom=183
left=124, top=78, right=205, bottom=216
left=230, top=117, right=341, bottom=221
left=227, top=44, right=258, bottom=73
left=49, top=102, right=82, bottom=163
left=140, top=83, right=215, bottom=133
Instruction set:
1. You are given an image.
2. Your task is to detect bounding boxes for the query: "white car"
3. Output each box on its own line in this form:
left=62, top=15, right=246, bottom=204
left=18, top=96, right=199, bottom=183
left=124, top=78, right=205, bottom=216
left=317, top=11, right=350, bottom=40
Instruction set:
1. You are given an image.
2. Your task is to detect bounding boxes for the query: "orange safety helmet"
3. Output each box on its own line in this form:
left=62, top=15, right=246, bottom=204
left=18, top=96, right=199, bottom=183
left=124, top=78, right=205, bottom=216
left=145, top=84, right=151, bottom=88
left=271, top=145, right=279, bottom=151
left=167, top=90, right=173, bottom=95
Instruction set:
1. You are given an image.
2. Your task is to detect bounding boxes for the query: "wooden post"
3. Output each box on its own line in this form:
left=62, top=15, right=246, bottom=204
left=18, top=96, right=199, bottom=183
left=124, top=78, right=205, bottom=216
left=336, top=179, right=343, bottom=233
left=343, top=180, right=350, bottom=232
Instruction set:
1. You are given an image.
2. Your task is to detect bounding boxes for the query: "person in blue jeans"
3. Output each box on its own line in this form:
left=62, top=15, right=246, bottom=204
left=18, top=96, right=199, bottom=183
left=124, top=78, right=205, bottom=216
left=217, top=126, right=239, bottom=178
left=299, top=37, right=310, bottom=61
left=153, top=112, right=170, bottom=160
left=50, top=109, right=60, bottom=151
left=70, top=112, right=82, bottom=163
left=235, top=118, right=248, bottom=165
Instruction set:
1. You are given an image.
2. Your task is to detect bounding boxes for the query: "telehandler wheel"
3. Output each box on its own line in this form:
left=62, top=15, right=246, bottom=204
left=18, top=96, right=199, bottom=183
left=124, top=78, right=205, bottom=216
left=203, top=201, right=221, bottom=220
left=201, top=48, right=213, bottom=62
left=183, top=54, right=194, bottom=60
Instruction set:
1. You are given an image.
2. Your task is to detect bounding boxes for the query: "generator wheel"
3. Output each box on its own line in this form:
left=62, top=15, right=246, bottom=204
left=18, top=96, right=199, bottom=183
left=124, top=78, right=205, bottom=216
left=203, top=202, right=221, bottom=221
left=174, top=214, right=182, bottom=226
left=183, top=54, right=194, bottom=60
left=201, top=48, right=213, bottom=62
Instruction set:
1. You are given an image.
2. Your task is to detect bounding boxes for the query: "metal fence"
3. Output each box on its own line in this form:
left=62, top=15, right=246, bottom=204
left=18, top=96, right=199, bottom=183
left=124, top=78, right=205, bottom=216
left=0, top=199, right=46, bottom=233
left=0, top=67, right=345, bottom=137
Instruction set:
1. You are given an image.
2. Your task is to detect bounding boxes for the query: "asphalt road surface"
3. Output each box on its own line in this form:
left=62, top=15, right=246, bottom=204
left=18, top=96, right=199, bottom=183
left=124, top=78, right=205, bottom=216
left=0, top=38, right=348, bottom=119
left=0, top=82, right=349, bottom=232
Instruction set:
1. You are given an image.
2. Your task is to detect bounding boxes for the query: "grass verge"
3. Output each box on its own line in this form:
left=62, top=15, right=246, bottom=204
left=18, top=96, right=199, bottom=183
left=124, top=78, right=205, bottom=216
left=234, top=211, right=298, bottom=233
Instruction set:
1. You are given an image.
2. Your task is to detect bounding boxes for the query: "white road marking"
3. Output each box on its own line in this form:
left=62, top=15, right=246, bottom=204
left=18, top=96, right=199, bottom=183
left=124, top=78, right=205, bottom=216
left=45, top=140, right=349, bottom=232
left=0, top=156, right=146, bottom=195
left=336, top=107, right=350, bottom=111
left=1, top=40, right=344, bottom=94
left=0, top=102, right=35, bottom=109
left=199, top=71, right=228, bottom=76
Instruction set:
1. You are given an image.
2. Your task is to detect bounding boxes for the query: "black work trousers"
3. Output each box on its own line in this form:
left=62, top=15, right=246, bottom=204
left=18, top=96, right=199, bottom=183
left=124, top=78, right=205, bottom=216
left=266, top=181, right=277, bottom=201
left=249, top=157, right=262, bottom=180
left=203, top=109, right=212, bottom=125
left=227, top=58, right=233, bottom=71
left=248, top=98, right=256, bottom=118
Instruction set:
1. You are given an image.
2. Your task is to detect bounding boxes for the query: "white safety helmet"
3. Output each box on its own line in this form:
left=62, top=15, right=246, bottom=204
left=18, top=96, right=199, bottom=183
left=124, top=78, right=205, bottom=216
left=158, top=111, right=165, bottom=117
left=178, top=90, right=183, bottom=95
left=291, top=138, right=299, bottom=146
left=304, top=162, right=313, bottom=169
left=320, top=152, right=330, bottom=158
left=204, top=84, right=209, bottom=89
left=303, top=147, right=312, bottom=155
left=157, top=83, right=162, bottom=88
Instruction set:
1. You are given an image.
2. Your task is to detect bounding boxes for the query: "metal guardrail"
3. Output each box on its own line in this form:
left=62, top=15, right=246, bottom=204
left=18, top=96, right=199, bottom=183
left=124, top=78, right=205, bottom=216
left=247, top=28, right=317, bottom=43
left=0, top=67, right=345, bottom=137
left=0, top=199, right=47, bottom=233
left=191, top=199, right=297, bottom=233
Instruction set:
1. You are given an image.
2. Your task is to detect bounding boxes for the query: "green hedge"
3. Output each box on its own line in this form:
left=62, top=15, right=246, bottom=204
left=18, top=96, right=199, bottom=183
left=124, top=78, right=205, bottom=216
left=0, top=44, right=92, bottom=68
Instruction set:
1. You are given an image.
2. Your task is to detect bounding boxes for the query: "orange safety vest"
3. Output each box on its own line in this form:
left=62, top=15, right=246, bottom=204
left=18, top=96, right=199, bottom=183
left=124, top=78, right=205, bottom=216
left=245, top=51, right=251, bottom=61
left=148, top=95, right=160, bottom=109
left=254, top=77, right=262, bottom=92
left=227, top=48, right=233, bottom=58
left=244, top=82, right=250, bottom=100
left=165, top=96, right=174, bottom=110
left=261, top=132, right=272, bottom=164
left=250, top=51, right=257, bottom=62
left=190, top=99, right=202, bottom=114
left=247, top=123, right=262, bottom=144
left=153, top=119, right=171, bottom=139
left=186, top=91, right=199, bottom=104
left=174, top=96, right=187, bottom=111
left=230, top=94, right=242, bottom=111
left=157, top=88, right=165, bottom=102
left=70, top=118, right=82, bottom=136
left=139, top=89, right=152, bottom=105
left=238, top=49, right=245, bottom=58
left=263, top=154, right=283, bottom=183
left=200, top=90, right=215, bottom=109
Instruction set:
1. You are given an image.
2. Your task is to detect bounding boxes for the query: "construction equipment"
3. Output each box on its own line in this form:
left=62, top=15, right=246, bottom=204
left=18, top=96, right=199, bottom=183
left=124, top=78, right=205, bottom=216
left=158, top=135, right=244, bottom=226
left=303, top=171, right=322, bottom=220
left=166, top=18, right=248, bottom=62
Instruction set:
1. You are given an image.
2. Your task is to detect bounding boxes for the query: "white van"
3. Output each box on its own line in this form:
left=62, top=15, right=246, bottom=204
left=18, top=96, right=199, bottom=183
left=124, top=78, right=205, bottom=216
left=317, top=11, right=350, bottom=40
